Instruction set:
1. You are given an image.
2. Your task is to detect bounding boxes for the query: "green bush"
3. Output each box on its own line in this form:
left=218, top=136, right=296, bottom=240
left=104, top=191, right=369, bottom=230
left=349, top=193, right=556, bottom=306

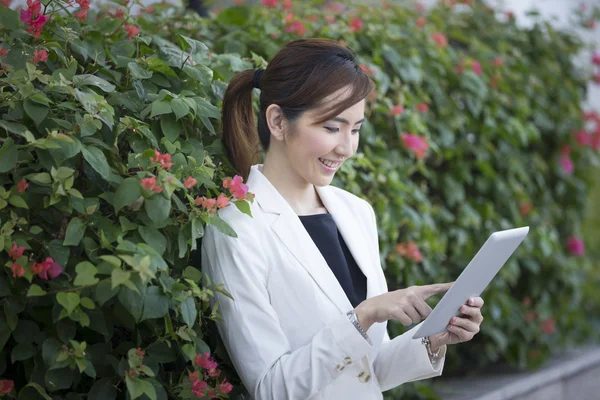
left=1, top=0, right=600, bottom=399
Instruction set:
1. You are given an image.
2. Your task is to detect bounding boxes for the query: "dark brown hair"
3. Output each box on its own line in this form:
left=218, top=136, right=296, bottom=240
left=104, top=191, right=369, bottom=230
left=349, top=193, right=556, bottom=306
left=220, top=38, right=374, bottom=181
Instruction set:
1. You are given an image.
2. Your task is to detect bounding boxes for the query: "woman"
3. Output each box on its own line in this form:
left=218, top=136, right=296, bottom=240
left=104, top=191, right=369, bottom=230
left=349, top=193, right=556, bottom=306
left=201, top=38, right=484, bottom=400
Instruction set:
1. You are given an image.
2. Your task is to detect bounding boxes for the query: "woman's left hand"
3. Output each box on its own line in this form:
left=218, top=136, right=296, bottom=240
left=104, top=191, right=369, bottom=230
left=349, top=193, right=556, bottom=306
left=430, top=297, right=484, bottom=349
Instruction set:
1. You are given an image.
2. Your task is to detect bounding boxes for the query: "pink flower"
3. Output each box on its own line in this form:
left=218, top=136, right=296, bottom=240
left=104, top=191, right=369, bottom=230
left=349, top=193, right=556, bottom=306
left=229, top=175, right=249, bottom=200
left=32, top=49, right=48, bottom=64
left=191, top=379, right=207, bottom=397
left=184, top=177, right=197, bottom=189
left=262, top=0, right=278, bottom=7
left=115, top=8, right=125, bottom=19
left=30, top=257, right=62, bottom=280
left=592, top=52, right=600, bottom=66
left=541, top=317, right=556, bottom=334
left=216, top=193, right=230, bottom=209
left=206, top=367, right=221, bottom=378
left=8, top=242, right=25, bottom=259
left=222, top=178, right=232, bottom=189
left=11, top=262, right=24, bottom=278
left=0, top=380, right=14, bottom=394
left=559, top=155, right=574, bottom=174
left=574, top=130, right=590, bottom=146
left=286, top=20, right=305, bottom=35
left=567, top=236, right=585, bottom=256
left=206, top=389, right=218, bottom=399
left=73, top=0, right=90, bottom=21
left=416, top=103, right=429, bottom=113
left=282, top=0, right=292, bottom=9
left=125, top=25, right=139, bottom=40
left=349, top=17, right=363, bottom=32
left=390, top=105, right=404, bottom=116
left=400, top=133, right=429, bottom=159
left=471, top=61, right=482, bottom=75
left=141, top=176, right=157, bottom=190
left=1, top=0, right=13, bottom=7
left=16, top=178, right=29, bottom=192
left=0, top=47, right=8, bottom=58
left=218, top=379, right=233, bottom=394
left=359, top=64, right=375, bottom=75
left=195, top=352, right=218, bottom=370
left=493, top=57, right=503, bottom=67
left=150, top=149, right=173, bottom=170
left=20, top=0, right=48, bottom=38
left=431, top=32, right=448, bottom=48
left=416, top=17, right=426, bottom=27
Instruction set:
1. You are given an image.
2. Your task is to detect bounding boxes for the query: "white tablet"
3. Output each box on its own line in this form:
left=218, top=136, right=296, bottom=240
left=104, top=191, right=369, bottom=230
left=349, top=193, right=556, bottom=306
left=412, top=226, right=530, bottom=339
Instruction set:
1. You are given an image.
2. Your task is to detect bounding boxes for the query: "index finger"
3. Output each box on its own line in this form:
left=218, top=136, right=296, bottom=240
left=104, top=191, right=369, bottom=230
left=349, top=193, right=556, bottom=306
left=417, top=282, right=454, bottom=299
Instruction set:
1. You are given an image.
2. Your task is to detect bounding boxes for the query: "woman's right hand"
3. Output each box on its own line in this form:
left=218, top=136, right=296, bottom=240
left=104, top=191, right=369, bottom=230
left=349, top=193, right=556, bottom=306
left=354, top=282, right=454, bottom=332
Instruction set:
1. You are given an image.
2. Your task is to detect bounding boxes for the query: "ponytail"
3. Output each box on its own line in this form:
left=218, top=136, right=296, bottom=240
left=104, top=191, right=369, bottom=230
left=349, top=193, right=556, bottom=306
left=221, top=69, right=262, bottom=182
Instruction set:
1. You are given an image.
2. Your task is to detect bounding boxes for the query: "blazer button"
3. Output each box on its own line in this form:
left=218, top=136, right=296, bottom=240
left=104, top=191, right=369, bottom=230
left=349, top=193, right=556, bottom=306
left=357, top=371, right=371, bottom=383
left=336, top=364, right=345, bottom=371
left=344, top=356, right=352, bottom=365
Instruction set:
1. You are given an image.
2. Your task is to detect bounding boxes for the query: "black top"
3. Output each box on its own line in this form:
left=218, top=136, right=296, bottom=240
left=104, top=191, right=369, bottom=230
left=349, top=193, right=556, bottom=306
left=298, top=213, right=367, bottom=308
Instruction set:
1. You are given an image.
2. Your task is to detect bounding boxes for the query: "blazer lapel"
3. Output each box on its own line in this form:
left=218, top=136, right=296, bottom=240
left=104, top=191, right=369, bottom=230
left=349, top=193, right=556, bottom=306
left=246, top=165, right=375, bottom=315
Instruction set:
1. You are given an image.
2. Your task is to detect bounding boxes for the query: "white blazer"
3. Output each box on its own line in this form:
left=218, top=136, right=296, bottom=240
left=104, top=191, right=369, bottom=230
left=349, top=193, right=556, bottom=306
left=201, top=164, right=446, bottom=400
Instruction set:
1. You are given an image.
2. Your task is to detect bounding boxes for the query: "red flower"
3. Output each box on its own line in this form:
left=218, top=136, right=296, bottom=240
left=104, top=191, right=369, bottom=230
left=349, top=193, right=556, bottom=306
left=218, top=379, right=233, bottom=394
left=566, top=236, right=585, bottom=256
left=32, top=49, right=48, bottom=64
left=195, top=352, right=218, bottom=370
left=390, top=105, right=404, bottom=116
left=541, top=317, right=556, bottom=334
left=416, top=17, right=426, bottom=27
left=520, top=202, right=532, bottom=217
left=215, top=193, right=230, bottom=209
left=349, top=17, right=363, bottom=32
left=400, top=133, right=429, bottom=159
left=125, top=25, right=139, bottom=40
left=115, top=8, right=125, bottom=19
left=135, top=347, right=145, bottom=359
left=0, top=380, right=14, bottom=394
left=16, top=178, right=29, bottom=192
left=1, top=0, right=13, bottom=7
left=30, top=257, right=62, bottom=280
left=574, top=130, right=590, bottom=146
left=359, top=64, right=375, bottom=75
left=285, top=20, right=305, bottom=35
left=591, top=52, right=600, bottom=66
left=282, top=0, right=292, bottom=9
left=8, top=242, right=25, bottom=259
left=416, top=103, right=429, bottom=113
left=150, top=149, right=173, bottom=170
left=228, top=175, right=249, bottom=200
left=73, top=0, right=90, bottom=21
left=395, top=241, right=423, bottom=262
left=493, top=57, right=503, bottom=67
left=191, top=379, right=207, bottom=397
left=471, top=61, right=482, bottom=75
left=20, top=0, right=48, bottom=38
left=559, top=155, right=574, bottom=174
left=11, top=262, right=25, bottom=278
left=184, top=177, right=197, bottom=189
left=431, top=32, right=448, bottom=48
left=261, top=0, right=278, bottom=7
left=0, top=47, right=8, bottom=58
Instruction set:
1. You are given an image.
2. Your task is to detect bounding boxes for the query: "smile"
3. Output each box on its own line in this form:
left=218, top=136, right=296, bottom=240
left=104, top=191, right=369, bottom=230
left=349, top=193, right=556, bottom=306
left=319, top=158, right=341, bottom=170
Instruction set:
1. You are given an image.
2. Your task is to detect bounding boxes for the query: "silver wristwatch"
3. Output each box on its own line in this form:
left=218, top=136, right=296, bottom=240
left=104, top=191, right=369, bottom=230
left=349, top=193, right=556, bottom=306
left=346, top=310, right=369, bottom=341
left=421, top=336, right=441, bottom=363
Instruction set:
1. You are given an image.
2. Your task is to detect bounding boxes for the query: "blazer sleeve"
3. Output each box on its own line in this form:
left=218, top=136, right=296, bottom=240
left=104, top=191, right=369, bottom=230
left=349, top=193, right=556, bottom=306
left=364, top=202, right=447, bottom=392
left=201, top=219, right=375, bottom=400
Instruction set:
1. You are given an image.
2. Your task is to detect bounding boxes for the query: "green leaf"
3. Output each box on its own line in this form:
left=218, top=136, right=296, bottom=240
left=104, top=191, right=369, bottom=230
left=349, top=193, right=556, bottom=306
left=8, top=195, right=28, bottom=209
left=0, top=120, right=34, bottom=142
left=160, top=114, right=182, bottom=143
left=145, top=195, right=171, bottom=223
left=150, top=100, right=172, bottom=118
left=82, top=146, right=111, bottom=180
left=111, top=269, right=131, bottom=290
left=45, top=368, right=74, bottom=391
left=0, top=137, right=18, bottom=173
left=180, top=296, right=197, bottom=328
left=27, top=284, right=47, bottom=297
left=171, top=98, right=190, bottom=120
left=0, top=5, right=20, bottom=30
left=24, top=98, right=49, bottom=125
left=88, top=378, right=117, bottom=400
left=28, top=172, right=52, bottom=184
left=114, top=177, right=142, bottom=214
left=181, top=343, right=196, bottom=362
left=11, top=343, right=37, bottom=362
left=141, top=286, right=169, bottom=321
left=182, top=65, right=213, bottom=87
left=73, top=74, right=116, bottom=93
left=74, top=262, right=99, bottom=286
left=80, top=297, right=95, bottom=309
left=110, top=41, right=136, bottom=59
left=147, top=57, right=178, bottom=78
left=126, top=376, right=156, bottom=400
left=96, top=279, right=119, bottom=306
left=191, top=215, right=204, bottom=242
left=182, top=266, right=203, bottom=283
left=194, top=97, right=220, bottom=119
left=128, top=62, right=153, bottom=79
left=208, top=214, right=237, bottom=238
left=20, top=382, right=52, bottom=400
left=138, top=226, right=167, bottom=256
left=118, top=286, right=144, bottom=322
left=56, top=292, right=80, bottom=315
left=64, top=217, right=87, bottom=246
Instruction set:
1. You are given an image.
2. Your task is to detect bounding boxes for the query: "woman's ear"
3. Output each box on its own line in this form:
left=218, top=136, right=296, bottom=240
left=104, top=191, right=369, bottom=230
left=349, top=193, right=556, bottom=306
left=266, top=104, right=287, bottom=142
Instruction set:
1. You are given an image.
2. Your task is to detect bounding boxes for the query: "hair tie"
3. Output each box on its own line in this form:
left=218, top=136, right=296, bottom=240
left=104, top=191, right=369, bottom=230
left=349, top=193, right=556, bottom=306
left=253, top=68, right=265, bottom=89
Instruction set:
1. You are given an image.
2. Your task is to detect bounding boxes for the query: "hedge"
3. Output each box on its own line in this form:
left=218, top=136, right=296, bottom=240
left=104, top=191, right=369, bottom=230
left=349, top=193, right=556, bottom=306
left=0, top=0, right=599, bottom=399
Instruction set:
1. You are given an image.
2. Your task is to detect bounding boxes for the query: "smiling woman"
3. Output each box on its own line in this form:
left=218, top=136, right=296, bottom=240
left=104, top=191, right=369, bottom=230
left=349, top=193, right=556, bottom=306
left=201, top=38, right=483, bottom=400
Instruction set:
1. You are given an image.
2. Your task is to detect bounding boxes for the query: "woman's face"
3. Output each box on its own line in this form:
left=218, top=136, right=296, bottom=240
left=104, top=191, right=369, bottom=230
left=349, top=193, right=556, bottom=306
left=279, top=90, right=365, bottom=188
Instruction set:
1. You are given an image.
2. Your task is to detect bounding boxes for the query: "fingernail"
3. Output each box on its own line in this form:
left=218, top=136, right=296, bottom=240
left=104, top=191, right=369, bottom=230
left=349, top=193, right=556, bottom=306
left=451, top=317, right=457, bottom=324
left=461, top=306, right=466, bottom=312
left=469, top=298, right=474, bottom=305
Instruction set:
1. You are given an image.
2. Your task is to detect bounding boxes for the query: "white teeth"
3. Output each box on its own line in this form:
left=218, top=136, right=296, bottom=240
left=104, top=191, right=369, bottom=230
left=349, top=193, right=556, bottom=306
left=319, top=158, right=340, bottom=168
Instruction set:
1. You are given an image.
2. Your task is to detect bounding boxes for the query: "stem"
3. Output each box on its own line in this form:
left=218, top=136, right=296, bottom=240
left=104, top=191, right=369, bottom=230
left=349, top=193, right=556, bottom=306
left=45, top=277, right=110, bottom=295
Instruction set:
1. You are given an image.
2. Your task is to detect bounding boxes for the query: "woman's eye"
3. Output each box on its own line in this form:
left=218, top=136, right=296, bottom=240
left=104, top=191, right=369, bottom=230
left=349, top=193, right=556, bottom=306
left=325, top=127, right=339, bottom=132
left=352, top=129, right=360, bottom=134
